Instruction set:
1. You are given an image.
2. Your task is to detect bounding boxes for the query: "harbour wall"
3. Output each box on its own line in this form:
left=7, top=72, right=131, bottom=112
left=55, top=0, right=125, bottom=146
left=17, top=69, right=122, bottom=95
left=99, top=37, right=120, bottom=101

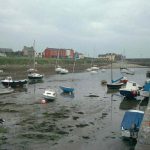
left=135, top=96, right=150, bottom=150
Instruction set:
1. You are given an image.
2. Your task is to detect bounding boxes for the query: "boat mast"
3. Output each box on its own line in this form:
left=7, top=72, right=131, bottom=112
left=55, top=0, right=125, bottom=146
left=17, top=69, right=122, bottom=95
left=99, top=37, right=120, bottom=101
left=33, top=40, right=35, bottom=69
left=111, top=53, right=113, bottom=82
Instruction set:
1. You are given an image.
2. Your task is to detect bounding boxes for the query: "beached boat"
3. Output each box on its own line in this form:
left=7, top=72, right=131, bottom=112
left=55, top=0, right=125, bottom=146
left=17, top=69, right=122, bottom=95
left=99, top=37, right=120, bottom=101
left=107, top=82, right=124, bottom=90
left=59, top=68, right=69, bottom=74
left=59, top=86, right=74, bottom=94
left=55, top=65, right=63, bottom=73
left=107, top=55, right=124, bottom=90
left=120, top=68, right=135, bottom=75
left=59, top=59, right=75, bottom=94
left=119, top=81, right=141, bottom=99
left=28, top=72, right=44, bottom=80
left=28, top=40, right=44, bottom=81
left=43, top=88, right=57, bottom=100
left=121, top=110, right=144, bottom=139
left=1, top=76, right=28, bottom=88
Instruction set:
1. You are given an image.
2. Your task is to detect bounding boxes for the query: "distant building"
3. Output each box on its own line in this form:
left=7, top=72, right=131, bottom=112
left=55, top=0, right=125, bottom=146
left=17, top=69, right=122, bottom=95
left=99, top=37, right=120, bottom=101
left=74, top=52, right=84, bottom=59
left=0, top=48, right=13, bottom=53
left=22, top=46, right=34, bottom=57
left=0, top=48, right=13, bottom=57
left=98, top=53, right=116, bottom=61
left=43, top=48, right=74, bottom=59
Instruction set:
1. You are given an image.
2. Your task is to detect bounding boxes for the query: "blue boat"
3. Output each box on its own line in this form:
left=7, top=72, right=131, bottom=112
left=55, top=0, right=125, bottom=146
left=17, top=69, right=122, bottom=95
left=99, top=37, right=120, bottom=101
left=140, top=79, right=150, bottom=97
left=59, top=86, right=74, bottom=94
left=121, top=110, right=144, bottom=139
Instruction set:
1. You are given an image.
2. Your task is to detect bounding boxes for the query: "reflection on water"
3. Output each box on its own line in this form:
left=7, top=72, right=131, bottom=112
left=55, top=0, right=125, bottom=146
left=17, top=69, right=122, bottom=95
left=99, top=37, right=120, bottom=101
left=60, top=92, right=75, bottom=98
left=28, top=79, right=44, bottom=84
left=119, top=97, right=140, bottom=110
left=107, top=88, right=119, bottom=94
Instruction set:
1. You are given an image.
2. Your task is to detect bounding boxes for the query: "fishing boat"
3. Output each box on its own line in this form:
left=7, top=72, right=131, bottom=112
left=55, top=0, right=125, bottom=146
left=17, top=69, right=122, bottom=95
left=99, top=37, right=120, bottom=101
left=121, top=110, right=144, bottom=139
left=1, top=76, right=28, bottom=88
left=43, top=88, right=57, bottom=100
left=119, top=81, right=141, bottom=99
left=59, top=86, right=74, bottom=94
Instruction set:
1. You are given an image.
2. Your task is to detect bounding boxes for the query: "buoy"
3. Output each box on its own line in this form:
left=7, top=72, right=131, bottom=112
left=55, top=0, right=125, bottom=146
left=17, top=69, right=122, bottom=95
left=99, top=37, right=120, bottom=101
left=41, top=99, right=46, bottom=104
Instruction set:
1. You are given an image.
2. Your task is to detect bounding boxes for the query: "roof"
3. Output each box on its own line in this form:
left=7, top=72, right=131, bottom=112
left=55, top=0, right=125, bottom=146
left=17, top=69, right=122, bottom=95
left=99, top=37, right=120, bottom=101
left=22, top=46, right=34, bottom=51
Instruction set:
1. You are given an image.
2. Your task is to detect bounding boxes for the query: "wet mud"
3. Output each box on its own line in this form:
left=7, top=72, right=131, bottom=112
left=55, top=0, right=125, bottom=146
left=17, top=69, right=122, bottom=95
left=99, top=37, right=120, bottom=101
left=0, top=68, right=149, bottom=150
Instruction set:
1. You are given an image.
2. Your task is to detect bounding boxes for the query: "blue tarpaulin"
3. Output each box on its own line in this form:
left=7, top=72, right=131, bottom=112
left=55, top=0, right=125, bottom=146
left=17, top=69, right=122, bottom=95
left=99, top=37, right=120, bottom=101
left=111, top=76, right=123, bottom=83
left=143, top=81, right=150, bottom=91
left=121, top=110, right=144, bottom=130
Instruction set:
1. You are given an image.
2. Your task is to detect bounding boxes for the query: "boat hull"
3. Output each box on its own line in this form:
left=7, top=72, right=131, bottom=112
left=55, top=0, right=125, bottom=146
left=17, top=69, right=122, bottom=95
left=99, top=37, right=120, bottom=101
left=107, top=83, right=123, bottom=90
left=59, top=86, right=74, bottom=93
left=28, top=73, right=43, bottom=80
left=120, top=90, right=138, bottom=98
left=43, top=94, right=56, bottom=100
left=1, top=80, right=28, bottom=88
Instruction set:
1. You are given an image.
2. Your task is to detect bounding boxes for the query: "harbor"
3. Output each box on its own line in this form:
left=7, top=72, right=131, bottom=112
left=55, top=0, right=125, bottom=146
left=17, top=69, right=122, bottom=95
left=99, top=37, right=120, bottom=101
left=0, top=67, right=149, bottom=150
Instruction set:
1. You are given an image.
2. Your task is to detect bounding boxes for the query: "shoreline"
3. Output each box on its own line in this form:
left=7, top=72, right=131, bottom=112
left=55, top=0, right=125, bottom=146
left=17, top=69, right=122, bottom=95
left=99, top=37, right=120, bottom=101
left=0, top=63, right=147, bottom=79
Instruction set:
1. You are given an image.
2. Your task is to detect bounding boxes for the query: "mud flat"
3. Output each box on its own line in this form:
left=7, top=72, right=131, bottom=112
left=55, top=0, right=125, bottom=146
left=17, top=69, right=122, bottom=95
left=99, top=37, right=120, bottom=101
left=0, top=67, right=149, bottom=150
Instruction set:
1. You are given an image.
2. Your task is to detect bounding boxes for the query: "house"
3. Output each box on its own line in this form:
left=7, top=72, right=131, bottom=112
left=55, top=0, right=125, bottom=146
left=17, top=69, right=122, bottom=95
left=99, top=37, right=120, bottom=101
left=43, top=48, right=74, bottom=59
left=74, top=52, right=84, bottom=59
left=98, top=53, right=117, bottom=62
left=22, top=46, right=34, bottom=57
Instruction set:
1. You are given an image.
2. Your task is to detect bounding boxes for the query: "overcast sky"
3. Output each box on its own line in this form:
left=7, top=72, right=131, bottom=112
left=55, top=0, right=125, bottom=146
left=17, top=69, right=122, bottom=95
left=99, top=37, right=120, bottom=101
left=0, top=0, right=150, bottom=58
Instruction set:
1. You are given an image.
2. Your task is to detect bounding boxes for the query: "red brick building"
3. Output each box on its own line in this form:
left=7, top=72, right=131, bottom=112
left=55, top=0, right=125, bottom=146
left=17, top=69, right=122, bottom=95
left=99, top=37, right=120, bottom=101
left=43, top=48, right=74, bottom=59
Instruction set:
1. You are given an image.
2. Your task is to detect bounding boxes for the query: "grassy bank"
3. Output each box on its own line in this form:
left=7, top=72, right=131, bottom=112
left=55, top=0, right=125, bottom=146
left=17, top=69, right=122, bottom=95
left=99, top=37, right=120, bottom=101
left=0, top=56, right=109, bottom=66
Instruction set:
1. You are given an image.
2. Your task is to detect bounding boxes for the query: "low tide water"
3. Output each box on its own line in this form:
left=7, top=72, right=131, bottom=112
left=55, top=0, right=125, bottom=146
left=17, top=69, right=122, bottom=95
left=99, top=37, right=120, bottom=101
left=0, top=67, right=149, bottom=150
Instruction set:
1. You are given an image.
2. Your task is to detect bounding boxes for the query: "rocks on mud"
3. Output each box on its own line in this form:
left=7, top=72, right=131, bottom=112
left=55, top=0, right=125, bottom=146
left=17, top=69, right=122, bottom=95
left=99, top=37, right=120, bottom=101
left=76, top=123, right=89, bottom=128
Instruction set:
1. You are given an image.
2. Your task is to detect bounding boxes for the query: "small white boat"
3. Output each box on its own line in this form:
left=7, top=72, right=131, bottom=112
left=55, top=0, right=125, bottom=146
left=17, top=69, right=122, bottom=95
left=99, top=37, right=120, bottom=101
left=86, top=68, right=92, bottom=72
left=86, top=66, right=99, bottom=72
left=101, top=69, right=106, bottom=72
left=120, top=68, right=135, bottom=75
left=28, top=73, right=44, bottom=80
left=59, top=68, right=69, bottom=74
left=91, top=66, right=99, bottom=71
left=43, top=89, right=57, bottom=100
left=55, top=65, right=63, bottom=73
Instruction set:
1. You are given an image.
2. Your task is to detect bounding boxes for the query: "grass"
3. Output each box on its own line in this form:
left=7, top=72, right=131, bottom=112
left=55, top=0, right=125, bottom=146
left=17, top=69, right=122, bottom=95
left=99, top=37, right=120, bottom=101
left=0, top=56, right=110, bottom=66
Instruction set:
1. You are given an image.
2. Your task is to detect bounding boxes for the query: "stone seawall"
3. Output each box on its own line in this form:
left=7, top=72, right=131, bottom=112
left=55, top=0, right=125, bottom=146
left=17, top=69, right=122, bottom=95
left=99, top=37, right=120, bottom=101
left=135, top=96, right=150, bottom=150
